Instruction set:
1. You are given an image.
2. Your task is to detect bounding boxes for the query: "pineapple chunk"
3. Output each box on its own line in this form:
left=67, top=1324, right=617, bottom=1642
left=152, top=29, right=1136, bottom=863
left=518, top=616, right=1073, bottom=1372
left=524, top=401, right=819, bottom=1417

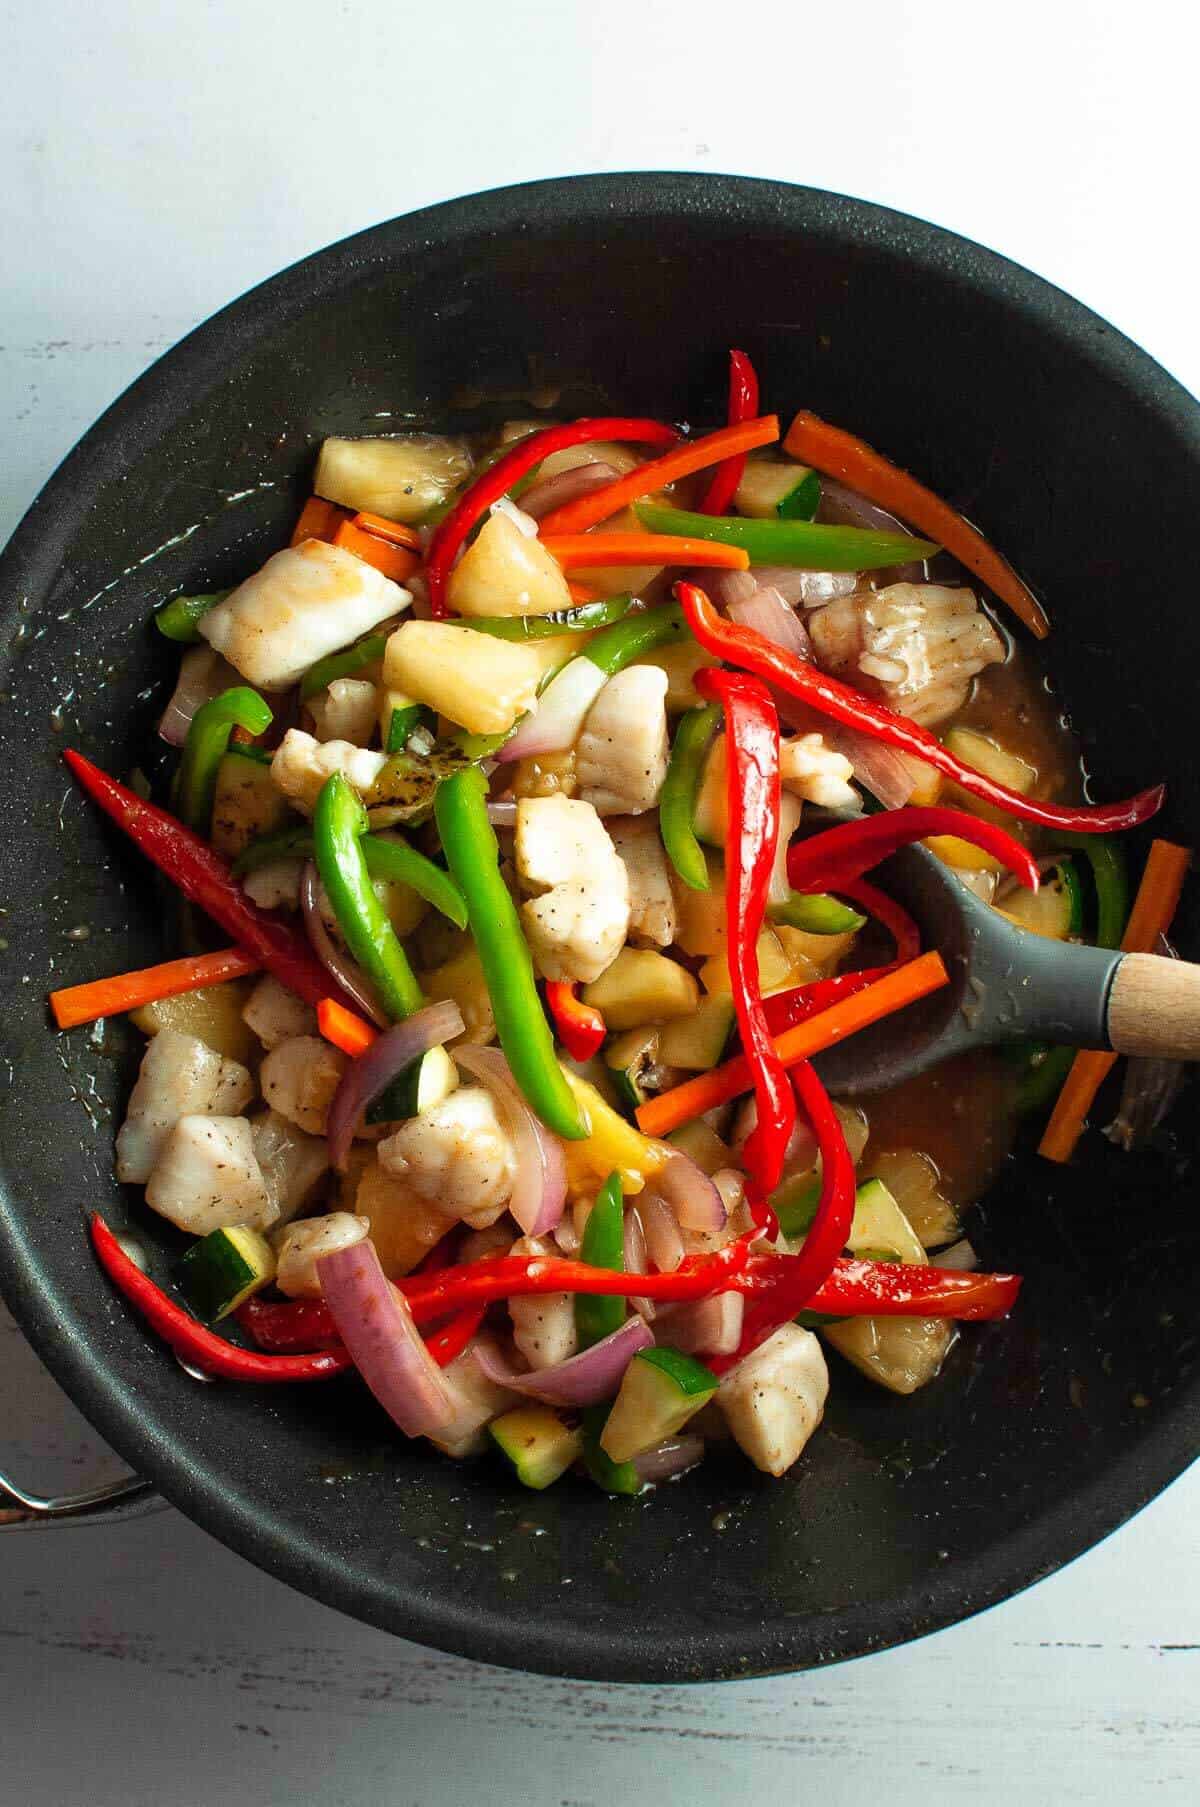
left=314, top=434, right=471, bottom=522
left=582, top=949, right=699, bottom=1031
left=382, top=621, right=543, bottom=737
left=421, top=946, right=496, bottom=1045
left=354, top=1159, right=456, bottom=1278
left=447, top=510, right=573, bottom=617
left=130, top=980, right=255, bottom=1064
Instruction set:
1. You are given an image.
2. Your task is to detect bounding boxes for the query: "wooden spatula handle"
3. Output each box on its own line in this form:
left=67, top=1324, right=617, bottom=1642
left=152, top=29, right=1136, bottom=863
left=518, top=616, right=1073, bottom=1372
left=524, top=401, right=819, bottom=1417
left=1107, top=953, right=1200, bottom=1059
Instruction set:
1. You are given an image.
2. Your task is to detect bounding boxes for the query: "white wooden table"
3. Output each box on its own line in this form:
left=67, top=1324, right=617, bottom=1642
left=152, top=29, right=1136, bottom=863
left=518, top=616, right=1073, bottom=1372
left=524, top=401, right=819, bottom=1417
left=4, top=2, right=1199, bottom=1796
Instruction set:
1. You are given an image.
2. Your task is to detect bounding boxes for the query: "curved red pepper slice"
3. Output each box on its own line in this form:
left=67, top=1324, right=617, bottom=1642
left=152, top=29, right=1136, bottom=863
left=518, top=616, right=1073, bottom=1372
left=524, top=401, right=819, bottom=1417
left=545, top=980, right=606, bottom=1061
left=787, top=805, right=1039, bottom=895
left=699, top=349, right=760, bottom=516
left=677, top=585, right=1164, bottom=835
left=695, top=664, right=796, bottom=1194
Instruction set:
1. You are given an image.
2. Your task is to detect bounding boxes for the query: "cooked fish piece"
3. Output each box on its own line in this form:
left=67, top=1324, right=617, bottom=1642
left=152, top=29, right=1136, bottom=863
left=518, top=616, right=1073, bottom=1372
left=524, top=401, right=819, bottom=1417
left=115, top=1029, right=254, bottom=1185
left=145, top=1115, right=273, bottom=1234
left=199, top=540, right=408, bottom=691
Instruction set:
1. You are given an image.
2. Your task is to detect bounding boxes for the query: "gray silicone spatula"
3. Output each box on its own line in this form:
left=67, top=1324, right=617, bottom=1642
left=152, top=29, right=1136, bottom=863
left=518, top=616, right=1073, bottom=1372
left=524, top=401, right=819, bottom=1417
left=814, top=843, right=1199, bottom=1096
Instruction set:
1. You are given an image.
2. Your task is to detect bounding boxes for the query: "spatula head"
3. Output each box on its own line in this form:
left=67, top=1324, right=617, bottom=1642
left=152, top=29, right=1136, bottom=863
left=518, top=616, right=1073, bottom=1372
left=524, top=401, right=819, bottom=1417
left=813, top=843, right=1116, bottom=1095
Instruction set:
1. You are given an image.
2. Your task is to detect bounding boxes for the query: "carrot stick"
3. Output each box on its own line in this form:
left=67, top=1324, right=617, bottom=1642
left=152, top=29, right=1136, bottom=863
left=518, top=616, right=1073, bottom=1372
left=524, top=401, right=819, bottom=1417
left=783, top=411, right=1050, bottom=639
left=291, top=496, right=349, bottom=546
left=50, top=946, right=262, bottom=1030
left=317, top=996, right=378, bottom=1057
left=636, top=951, right=948, bottom=1136
left=350, top=511, right=423, bottom=551
left=542, top=534, right=750, bottom=572
left=1039, top=839, right=1191, bottom=1163
left=536, top=416, right=780, bottom=537
left=332, top=519, right=420, bottom=585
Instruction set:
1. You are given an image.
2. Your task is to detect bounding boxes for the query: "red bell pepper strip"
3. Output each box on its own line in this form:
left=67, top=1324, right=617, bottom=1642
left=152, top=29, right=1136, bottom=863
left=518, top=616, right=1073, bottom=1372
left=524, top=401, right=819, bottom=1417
left=711, top=1059, right=857, bottom=1374
left=545, top=980, right=607, bottom=1061
left=699, top=349, right=760, bottom=516
left=241, top=1238, right=1019, bottom=1345
left=91, top=1216, right=353, bottom=1381
left=422, top=1305, right=487, bottom=1366
left=787, top=805, right=1039, bottom=895
left=425, top=416, right=679, bottom=616
left=63, top=751, right=348, bottom=1008
left=794, top=1257, right=1021, bottom=1320
left=676, top=585, right=1165, bottom=835
left=695, top=665, right=796, bottom=1194
left=236, top=1295, right=347, bottom=1352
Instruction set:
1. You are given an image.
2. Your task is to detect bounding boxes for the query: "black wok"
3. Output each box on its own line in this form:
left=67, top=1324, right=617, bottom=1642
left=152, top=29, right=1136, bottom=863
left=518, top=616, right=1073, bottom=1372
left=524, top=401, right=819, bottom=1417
left=1, top=174, right=1197, bottom=1682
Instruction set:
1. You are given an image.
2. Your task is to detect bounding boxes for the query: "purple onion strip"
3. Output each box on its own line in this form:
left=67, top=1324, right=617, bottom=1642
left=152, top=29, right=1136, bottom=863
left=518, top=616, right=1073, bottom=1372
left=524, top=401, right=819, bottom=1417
left=325, top=998, right=465, bottom=1168
left=474, top=1315, right=653, bottom=1407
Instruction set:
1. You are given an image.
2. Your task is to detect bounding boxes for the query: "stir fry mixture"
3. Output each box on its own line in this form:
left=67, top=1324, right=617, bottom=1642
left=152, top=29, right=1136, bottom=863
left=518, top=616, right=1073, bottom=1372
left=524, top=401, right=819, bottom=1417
left=54, top=356, right=1188, bottom=1494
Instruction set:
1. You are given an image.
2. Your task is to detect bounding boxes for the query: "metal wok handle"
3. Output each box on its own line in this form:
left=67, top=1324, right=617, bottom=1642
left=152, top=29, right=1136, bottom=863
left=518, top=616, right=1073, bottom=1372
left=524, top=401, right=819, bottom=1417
left=0, top=1460, right=164, bottom=1528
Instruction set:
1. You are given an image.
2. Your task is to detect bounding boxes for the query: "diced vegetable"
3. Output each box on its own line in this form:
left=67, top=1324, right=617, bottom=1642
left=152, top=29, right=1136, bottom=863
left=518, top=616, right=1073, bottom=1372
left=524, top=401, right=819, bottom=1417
left=865, top=1149, right=959, bottom=1251
left=210, top=746, right=291, bottom=861
left=605, top=1025, right=663, bottom=1113
left=735, top=461, right=820, bottom=520
left=996, top=860, right=1082, bottom=940
left=490, top=1405, right=583, bottom=1490
left=314, top=434, right=472, bottom=523
left=447, top=509, right=573, bottom=618
left=942, top=727, right=1036, bottom=798
left=581, top=1403, right=642, bottom=1494
left=130, top=977, right=256, bottom=1065
left=655, top=994, right=736, bottom=1071
left=582, top=949, right=699, bottom=1031
left=845, top=1178, right=926, bottom=1264
left=664, top=1118, right=735, bottom=1177
left=384, top=621, right=543, bottom=738
left=600, top=1346, right=717, bottom=1463
left=176, top=1226, right=276, bottom=1322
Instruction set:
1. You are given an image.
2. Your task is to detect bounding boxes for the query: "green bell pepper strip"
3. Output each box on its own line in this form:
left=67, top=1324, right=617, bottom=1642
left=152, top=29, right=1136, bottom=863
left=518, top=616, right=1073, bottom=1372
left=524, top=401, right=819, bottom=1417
left=582, top=598, right=688, bottom=675
left=433, top=766, right=587, bottom=1140
left=231, top=826, right=467, bottom=928
left=177, top=688, right=273, bottom=835
left=312, top=774, right=424, bottom=1022
left=385, top=702, right=434, bottom=753
left=299, top=632, right=389, bottom=701
left=634, top=502, right=938, bottom=571
left=1058, top=832, right=1129, bottom=951
left=575, top=1170, right=626, bottom=1350
left=154, top=591, right=229, bottom=643
left=768, top=892, right=867, bottom=934
left=660, top=704, right=721, bottom=892
left=461, top=595, right=633, bottom=640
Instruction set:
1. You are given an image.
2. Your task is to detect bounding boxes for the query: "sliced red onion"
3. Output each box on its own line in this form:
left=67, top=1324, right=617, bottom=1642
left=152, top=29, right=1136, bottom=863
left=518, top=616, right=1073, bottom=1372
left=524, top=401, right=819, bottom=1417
left=932, top=1239, right=979, bottom=1271
left=454, top=1044, right=567, bottom=1237
left=475, top=1314, right=653, bottom=1407
left=657, top=1152, right=726, bottom=1233
left=490, top=494, right=539, bottom=538
left=773, top=688, right=906, bottom=812
left=691, top=567, right=758, bottom=611
left=326, top=998, right=465, bottom=1168
left=158, top=645, right=235, bottom=746
left=728, top=585, right=813, bottom=661
left=318, top=1240, right=458, bottom=1438
left=634, top=1436, right=705, bottom=1484
left=750, top=566, right=859, bottom=607
left=519, top=461, right=620, bottom=523
left=816, top=479, right=927, bottom=583
left=623, top=1203, right=655, bottom=1321
left=486, top=797, right=519, bottom=827
left=635, top=1191, right=685, bottom=1273
left=499, top=655, right=608, bottom=762
left=657, top=1291, right=744, bottom=1357
left=300, top=862, right=386, bottom=1027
